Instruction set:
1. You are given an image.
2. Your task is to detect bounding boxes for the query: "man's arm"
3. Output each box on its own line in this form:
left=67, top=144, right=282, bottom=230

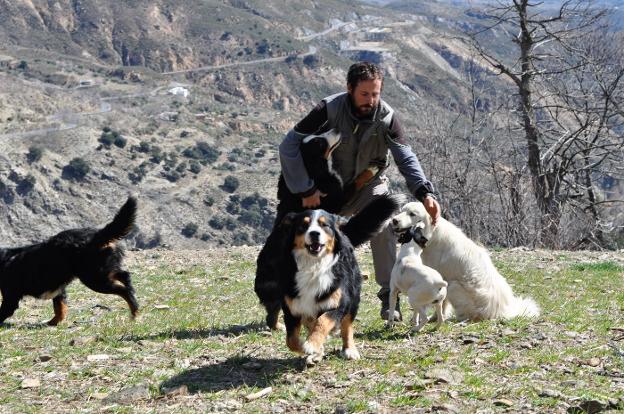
left=278, top=101, right=329, bottom=204
left=386, top=114, right=441, bottom=224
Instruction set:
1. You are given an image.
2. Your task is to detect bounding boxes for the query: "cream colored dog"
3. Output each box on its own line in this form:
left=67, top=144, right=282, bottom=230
left=390, top=202, right=540, bottom=321
left=387, top=224, right=448, bottom=332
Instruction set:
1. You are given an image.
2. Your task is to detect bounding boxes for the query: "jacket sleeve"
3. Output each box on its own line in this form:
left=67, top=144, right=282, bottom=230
left=385, top=114, right=436, bottom=201
left=278, top=101, right=329, bottom=196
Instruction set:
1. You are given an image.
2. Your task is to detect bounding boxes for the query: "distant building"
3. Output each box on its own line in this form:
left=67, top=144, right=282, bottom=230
left=168, top=87, right=190, bottom=98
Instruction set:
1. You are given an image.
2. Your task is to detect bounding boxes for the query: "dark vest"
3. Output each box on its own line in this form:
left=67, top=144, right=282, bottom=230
left=323, top=92, right=393, bottom=184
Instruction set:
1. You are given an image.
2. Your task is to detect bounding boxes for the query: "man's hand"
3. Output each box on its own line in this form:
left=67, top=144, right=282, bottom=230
left=302, top=190, right=326, bottom=208
left=423, top=195, right=441, bottom=226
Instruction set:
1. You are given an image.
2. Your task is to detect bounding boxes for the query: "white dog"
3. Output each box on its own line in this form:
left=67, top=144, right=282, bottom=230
left=390, top=202, right=540, bottom=321
left=387, top=224, right=448, bottom=332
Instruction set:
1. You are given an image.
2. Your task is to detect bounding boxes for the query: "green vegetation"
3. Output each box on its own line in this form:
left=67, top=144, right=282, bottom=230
left=26, top=146, right=43, bottom=163
left=62, top=158, right=90, bottom=181
left=0, top=251, right=621, bottom=413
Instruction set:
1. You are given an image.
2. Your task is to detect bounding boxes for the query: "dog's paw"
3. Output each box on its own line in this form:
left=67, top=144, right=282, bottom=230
left=385, top=320, right=395, bottom=329
left=302, top=340, right=323, bottom=356
left=342, top=347, right=361, bottom=360
left=270, top=321, right=285, bottom=331
left=411, top=324, right=426, bottom=333
left=305, top=353, right=323, bottom=366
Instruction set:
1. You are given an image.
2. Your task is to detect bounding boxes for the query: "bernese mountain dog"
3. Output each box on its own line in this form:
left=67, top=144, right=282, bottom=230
left=0, top=196, right=139, bottom=326
left=275, top=129, right=380, bottom=222
left=255, top=195, right=401, bottom=365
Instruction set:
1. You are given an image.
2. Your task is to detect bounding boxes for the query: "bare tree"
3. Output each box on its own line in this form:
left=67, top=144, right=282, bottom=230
left=463, top=0, right=624, bottom=248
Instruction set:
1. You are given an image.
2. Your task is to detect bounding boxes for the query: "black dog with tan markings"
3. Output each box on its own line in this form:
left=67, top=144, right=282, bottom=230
left=0, top=196, right=139, bottom=326
left=256, top=195, right=401, bottom=365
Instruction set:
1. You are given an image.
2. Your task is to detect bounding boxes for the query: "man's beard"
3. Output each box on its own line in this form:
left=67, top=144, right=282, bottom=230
left=357, top=105, right=374, bottom=116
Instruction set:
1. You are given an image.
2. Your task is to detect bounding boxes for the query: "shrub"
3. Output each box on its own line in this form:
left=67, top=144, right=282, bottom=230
left=99, top=132, right=115, bottom=147
left=26, top=146, right=43, bottom=163
left=136, top=141, right=151, bottom=153
left=181, top=222, right=198, bottom=238
left=189, top=161, right=202, bottom=174
left=0, top=180, right=15, bottom=204
left=114, top=136, right=127, bottom=148
left=208, top=216, right=225, bottom=230
left=16, top=174, right=36, bottom=195
left=182, top=141, right=220, bottom=165
left=222, top=175, right=239, bottom=193
left=62, top=158, right=90, bottom=181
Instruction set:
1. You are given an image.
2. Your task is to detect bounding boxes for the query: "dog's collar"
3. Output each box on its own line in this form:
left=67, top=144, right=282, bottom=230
left=397, top=227, right=428, bottom=248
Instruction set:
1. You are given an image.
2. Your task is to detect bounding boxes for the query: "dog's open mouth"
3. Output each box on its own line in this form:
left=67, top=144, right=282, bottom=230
left=306, top=242, right=324, bottom=255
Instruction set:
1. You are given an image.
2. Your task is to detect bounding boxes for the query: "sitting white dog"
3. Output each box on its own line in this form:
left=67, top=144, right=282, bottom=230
left=387, top=224, right=448, bottom=332
left=390, top=202, right=539, bottom=321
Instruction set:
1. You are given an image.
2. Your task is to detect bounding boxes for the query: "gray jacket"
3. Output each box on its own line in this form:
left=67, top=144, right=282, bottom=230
left=279, top=92, right=435, bottom=200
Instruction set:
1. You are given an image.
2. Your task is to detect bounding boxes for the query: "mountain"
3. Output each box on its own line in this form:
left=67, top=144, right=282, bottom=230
left=0, top=0, right=620, bottom=249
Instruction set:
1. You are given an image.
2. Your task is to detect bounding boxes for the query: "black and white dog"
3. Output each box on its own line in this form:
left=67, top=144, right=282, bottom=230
left=0, top=197, right=138, bottom=326
left=255, top=195, right=401, bottom=364
left=275, top=129, right=379, bottom=222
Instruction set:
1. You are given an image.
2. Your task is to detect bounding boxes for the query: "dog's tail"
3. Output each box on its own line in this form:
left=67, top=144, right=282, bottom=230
left=90, top=196, right=137, bottom=247
left=342, top=194, right=402, bottom=248
left=503, top=296, right=541, bottom=319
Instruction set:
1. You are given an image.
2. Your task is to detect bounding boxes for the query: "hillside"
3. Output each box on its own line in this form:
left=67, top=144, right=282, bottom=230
left=0, top=0, right=502, bottom=249
left=0, top=0, right=621, bottom=249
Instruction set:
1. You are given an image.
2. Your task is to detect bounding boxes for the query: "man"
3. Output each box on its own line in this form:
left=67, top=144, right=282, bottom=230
left=279, top=61, right=440, bottom=321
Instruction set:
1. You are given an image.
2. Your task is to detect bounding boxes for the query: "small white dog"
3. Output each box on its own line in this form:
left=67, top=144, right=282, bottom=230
left=390, top=202, right=539, bottom=321
left=387, top=224, right=448, bottom=332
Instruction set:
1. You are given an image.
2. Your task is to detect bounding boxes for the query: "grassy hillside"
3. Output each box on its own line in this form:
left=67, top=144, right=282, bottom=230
left=0, top=248, right=622, bottom=413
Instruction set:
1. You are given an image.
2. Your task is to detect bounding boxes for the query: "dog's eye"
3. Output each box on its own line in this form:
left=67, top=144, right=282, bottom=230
left=409, top=212, right=415, bottom=217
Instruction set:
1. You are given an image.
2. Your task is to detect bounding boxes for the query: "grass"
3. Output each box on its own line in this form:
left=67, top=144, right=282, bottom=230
left=0, top=248, right=623, bottom=413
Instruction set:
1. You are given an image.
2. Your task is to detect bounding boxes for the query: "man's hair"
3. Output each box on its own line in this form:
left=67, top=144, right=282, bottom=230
left=347, top=62, right=384, bottom=90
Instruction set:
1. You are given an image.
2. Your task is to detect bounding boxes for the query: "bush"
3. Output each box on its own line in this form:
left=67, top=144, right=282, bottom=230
left=204, top=195, right=215, bottom=206
left=181, top=222, right=198, bottom=238
left=114, top=136, right=127, bottom=148
left=0, top=180, right=15, bottom=204
left=128, top=162, right=149, bottom=184
left=189, top=161, right=201, bottom=174
left=208, top=216, right=225, bottom=230
left=62, top=158, right=90, bottom=181
left=16, top=174, right=36, bottom=195
left=136, top=141, right=151, bottom=153
left=26, top=146, right=43, bottom=163
left=222, top=176, right=239, bottom=193
left=182, top=141, right=220, bottom=165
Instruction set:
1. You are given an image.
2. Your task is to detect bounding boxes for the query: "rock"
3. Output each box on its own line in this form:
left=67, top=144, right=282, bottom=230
left=20, top=378, right=40, bottom=389
left=38, top=355, right=52, bottom=362
left=242, top=361, right=263, bottom=370
left=162, top=384, right=188, bottom=397
left=69, top=336, right=97, bottom=346
left=539, top=389, right=563, bottom=398
left=431, top=403, right=460, bottom=413
left=91, top=392, right=109, bottom=400
left=335, top=405, right=347, bottom=414
left=567, top=399, right=607, bottom=414
left=425, top=368, right=463, bottom=385
left=493, top=398, right=514, bottom=407
left=584, top=357, right=601, bottom=367
left=103, top=384, right=150, bottom=403
left=87, top=354, right=110, bottom=362
left=367, top=401, right=381, bottom=412
left=244, top=386, right=272, bottom=401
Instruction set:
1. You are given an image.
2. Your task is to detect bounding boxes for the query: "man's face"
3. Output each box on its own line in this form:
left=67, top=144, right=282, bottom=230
left=348, top=78, right=382, bottom=117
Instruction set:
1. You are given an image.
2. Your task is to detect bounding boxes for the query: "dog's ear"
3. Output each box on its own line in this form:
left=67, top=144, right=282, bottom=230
left=279, top=212, right=297, bottom=230
left=335, top=214, right=349, bottom=229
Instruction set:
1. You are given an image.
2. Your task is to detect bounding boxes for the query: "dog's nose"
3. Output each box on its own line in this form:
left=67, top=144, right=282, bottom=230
left=391, top=218, right=398, bottom=225
left=308, top=230, right=320, bottom=240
